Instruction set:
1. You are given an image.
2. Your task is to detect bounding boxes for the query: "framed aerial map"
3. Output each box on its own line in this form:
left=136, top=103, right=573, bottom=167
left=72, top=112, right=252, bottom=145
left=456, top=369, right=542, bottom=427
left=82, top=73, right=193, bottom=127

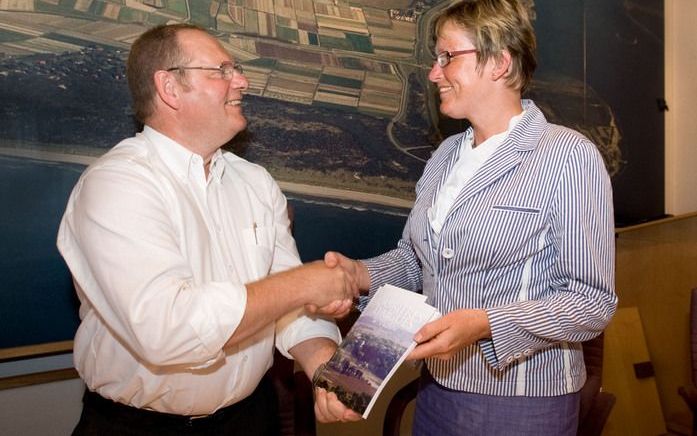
left=0, top=0, right=663, bottom=352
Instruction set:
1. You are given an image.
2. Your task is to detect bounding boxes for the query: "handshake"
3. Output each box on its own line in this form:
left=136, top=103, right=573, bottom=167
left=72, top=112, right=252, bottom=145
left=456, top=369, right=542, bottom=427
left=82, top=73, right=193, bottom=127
left=294, top=251, right=370, bottom=319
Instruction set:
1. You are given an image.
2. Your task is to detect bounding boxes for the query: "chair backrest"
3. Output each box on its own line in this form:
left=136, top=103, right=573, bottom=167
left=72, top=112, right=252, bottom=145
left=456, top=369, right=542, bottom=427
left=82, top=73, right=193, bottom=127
left=689, top=288, right=697, bottom=385
left=577, top=332, right=616, bottom=436
left=270, top=350, right=316, bottom=436
left=578, top=333, right=605, bottom=423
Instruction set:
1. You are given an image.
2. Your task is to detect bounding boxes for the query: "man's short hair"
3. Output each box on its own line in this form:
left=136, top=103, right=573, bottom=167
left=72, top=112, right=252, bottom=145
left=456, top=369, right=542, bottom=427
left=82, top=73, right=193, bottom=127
left=127, top=23, right=203, bottom=123
left=435, top=0, right=537, bottom=93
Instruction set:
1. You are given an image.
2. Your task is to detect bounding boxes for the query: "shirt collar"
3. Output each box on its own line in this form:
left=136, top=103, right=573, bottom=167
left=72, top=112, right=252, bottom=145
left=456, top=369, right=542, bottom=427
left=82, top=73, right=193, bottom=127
left=465, top=110, right=525, bottom=153
left=208, top=149, right=226, bottom=182
left=142, top=126, right=225, bottom=182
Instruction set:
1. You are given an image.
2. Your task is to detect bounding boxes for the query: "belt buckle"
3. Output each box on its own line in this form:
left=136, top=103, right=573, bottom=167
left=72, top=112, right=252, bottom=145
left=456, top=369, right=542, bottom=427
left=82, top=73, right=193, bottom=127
left=185, top=414, right=211, bottom=427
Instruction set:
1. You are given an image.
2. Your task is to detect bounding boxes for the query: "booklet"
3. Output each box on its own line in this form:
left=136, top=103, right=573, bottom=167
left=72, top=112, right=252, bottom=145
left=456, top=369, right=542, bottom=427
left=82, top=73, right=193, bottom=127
left=313, top=284, right=440, bottom=419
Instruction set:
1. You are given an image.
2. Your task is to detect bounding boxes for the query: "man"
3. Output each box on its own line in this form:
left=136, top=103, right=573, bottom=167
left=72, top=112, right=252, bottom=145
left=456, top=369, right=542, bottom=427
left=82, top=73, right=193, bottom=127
left=58, top=23, right=358, bottom=435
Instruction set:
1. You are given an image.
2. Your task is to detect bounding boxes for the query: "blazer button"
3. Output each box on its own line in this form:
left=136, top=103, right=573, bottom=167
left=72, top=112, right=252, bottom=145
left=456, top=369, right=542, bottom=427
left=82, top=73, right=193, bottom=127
left=441, top=248, right=455, bottom=259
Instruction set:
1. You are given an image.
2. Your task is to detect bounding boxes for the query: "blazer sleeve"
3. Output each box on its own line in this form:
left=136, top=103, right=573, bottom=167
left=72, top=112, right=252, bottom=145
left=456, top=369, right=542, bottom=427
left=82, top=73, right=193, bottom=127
left=481, top=138, right=617, bottom=370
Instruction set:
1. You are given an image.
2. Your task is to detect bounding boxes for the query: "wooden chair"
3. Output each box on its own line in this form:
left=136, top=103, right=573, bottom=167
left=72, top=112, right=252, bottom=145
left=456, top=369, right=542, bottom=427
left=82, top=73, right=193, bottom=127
left=383, top=334, right=616, bottom=436
left=678, top=287, right=697, bottom=435
left=577, top=333, right=617, bottom=436
left=270, top=350, right=317, bottom=436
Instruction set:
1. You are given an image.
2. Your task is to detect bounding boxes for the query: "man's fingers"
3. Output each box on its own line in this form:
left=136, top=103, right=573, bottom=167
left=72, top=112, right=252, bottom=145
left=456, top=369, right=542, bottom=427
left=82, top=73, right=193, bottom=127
left=326, top=391, right=351, bottom=421
left=342, top=409, right=363, bottom=421
left=315, top=388, right=345, bottom=423
left=314, top=299, right=353, bottom=317
left=324, top=251, right=339, bottom=268
left=314, top=388, right=331, bottom=423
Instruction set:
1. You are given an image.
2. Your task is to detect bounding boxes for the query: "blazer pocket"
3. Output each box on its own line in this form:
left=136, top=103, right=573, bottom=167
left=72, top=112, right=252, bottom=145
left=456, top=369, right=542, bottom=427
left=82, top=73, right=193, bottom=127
left=491, top=205, right=541, bottom=215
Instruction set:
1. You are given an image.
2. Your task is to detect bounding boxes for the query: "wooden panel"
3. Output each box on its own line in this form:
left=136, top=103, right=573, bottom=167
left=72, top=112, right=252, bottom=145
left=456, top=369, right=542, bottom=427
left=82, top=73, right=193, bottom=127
left=602, top=307, right=666, bottom=435
left=0, top=340, right=73, bottom=361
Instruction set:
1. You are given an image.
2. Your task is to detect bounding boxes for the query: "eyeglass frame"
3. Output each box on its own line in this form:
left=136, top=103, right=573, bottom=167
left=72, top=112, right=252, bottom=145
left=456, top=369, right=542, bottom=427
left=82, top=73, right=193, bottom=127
left=434, top=49, right=478, bottom=68
left=165, top=61, right=243, bottom=80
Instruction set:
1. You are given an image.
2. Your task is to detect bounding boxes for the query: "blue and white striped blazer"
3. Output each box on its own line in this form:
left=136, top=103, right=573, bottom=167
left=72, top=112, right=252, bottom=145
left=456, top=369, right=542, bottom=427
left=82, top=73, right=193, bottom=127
left=364, top=100, right=617, bottom=396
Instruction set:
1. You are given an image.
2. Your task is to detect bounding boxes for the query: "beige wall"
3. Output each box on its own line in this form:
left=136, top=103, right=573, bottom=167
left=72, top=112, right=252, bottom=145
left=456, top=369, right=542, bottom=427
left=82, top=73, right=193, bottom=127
left=665, top=0, right=697, bottom=216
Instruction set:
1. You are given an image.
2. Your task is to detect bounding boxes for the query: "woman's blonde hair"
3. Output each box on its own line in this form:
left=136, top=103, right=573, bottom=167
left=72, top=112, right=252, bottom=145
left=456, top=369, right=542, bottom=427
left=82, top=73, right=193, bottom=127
left=435, top=0, right=537, bottom=93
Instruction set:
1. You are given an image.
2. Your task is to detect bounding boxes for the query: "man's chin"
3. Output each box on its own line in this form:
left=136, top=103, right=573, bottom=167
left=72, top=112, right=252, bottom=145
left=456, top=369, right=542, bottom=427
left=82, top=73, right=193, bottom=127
left=221, top=122, right=248, bottom=149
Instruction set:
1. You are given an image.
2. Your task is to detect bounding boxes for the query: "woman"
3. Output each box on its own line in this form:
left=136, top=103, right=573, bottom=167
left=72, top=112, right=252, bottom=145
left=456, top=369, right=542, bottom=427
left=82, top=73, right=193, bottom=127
left=317, top=0, right=617, bottom=433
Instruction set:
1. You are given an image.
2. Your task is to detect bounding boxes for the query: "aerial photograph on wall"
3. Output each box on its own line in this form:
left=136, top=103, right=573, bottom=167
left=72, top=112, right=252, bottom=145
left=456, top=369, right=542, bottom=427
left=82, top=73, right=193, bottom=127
left=0, top=0, right=662, bottom=349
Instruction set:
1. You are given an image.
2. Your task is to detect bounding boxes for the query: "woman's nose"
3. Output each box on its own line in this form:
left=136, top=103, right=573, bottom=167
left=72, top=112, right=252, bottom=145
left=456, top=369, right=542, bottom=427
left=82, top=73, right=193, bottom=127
left=428, top=62, right=442, bottom=83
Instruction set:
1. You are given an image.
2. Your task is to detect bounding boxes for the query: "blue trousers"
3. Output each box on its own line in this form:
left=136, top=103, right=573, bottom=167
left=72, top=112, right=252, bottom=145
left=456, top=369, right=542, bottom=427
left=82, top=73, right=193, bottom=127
left=412, top=371, right=580, bottom=436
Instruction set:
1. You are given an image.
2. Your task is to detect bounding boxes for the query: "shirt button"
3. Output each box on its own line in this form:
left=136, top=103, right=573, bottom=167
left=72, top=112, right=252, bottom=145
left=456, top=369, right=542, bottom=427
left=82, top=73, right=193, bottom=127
left=442, top=248, right=454, bottom=258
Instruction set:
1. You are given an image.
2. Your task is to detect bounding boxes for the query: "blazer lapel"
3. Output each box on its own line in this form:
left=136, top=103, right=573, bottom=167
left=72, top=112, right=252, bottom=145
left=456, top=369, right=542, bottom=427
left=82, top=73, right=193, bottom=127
left=420, top=132, right=468, bottom=206
left=447, top=141, right=523, bottom=213
left=444, top=101, right=546, bottom=218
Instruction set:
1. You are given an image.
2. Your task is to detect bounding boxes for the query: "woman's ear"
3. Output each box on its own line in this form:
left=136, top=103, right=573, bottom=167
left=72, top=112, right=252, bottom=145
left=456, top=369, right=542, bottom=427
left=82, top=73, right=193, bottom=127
left=491, top=49, right=512, bottom=82
left=153, top=70, right=181, bottom=110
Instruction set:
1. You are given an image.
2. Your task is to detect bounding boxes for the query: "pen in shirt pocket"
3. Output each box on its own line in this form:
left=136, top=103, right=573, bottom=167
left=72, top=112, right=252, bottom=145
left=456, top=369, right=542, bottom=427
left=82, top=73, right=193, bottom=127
left=253, top=222, right=258, bottom=245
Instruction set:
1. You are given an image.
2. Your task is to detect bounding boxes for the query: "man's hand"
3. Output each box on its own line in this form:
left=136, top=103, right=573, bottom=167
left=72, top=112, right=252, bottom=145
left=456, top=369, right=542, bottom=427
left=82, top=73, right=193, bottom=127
left=314, top=387, right=363, bottom=423
left=305, top=251, right=370, bottom=318
left=289, top=339, right=362, bottom=423
left=408, top=309, right=491, bottom=361
left=324, top=251, right=371, bottom=291
left=305, top=298, right=354, bottom=318
left=289, top=260, right=358, bottom=309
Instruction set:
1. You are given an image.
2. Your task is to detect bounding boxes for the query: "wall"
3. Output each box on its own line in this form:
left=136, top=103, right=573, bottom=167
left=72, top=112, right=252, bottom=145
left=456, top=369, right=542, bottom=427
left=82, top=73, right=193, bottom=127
left=614, top=215, right=697, bottom=435
left=0, top=377, right=83, bottom=436
left=665, top=0, right=697, bottom=215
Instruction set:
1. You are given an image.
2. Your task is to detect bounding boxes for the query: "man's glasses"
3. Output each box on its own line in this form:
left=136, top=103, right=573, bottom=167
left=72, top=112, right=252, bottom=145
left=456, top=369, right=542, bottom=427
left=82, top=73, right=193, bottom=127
left=434, top=49, right=478, bottom=68
left=166, top=61, right=243, bottom=80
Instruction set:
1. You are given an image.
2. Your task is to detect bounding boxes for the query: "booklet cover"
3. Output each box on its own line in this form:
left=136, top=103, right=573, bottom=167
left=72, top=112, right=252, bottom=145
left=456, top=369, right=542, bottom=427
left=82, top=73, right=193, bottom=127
left=313, top=284, right=440, bottom=419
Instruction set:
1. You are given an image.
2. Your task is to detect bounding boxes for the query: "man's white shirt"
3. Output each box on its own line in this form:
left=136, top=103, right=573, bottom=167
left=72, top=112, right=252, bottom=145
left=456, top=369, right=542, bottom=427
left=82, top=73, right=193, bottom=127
left=57, top=126, right=339, bottom=415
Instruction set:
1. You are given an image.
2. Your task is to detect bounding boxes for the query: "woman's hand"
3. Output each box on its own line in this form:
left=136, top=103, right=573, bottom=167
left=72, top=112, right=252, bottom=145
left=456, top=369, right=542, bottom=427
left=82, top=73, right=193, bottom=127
left=408, top=309, right=491, bottom=361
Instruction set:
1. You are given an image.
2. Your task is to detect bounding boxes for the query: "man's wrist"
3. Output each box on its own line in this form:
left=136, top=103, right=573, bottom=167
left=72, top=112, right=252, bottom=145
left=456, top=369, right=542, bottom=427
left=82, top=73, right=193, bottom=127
left=311, top=362, right=327, bottom=387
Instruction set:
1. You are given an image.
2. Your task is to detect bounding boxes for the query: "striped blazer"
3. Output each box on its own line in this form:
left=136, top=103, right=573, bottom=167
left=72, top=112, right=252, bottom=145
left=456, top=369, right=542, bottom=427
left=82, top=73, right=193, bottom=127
left=364, top=100, right=617, bottom=396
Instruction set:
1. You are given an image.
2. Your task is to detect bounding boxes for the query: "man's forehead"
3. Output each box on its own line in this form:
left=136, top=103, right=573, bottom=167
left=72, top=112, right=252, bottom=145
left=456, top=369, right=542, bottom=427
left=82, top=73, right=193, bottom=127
left=177, top=29, right=231, bottom=60
left=177, top=28, right=214, bottom=45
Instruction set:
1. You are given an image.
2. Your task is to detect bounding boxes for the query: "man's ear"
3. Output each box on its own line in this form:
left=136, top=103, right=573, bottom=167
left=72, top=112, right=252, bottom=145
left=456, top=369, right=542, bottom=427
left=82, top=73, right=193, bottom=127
left=153, top=70, right=181, bottom=110
left=491, top=50, right=512, bottom=82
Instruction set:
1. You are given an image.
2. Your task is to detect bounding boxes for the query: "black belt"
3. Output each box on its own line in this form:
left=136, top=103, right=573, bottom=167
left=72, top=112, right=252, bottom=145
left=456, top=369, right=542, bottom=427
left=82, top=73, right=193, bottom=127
left=83, top=376, right=270, bottom=429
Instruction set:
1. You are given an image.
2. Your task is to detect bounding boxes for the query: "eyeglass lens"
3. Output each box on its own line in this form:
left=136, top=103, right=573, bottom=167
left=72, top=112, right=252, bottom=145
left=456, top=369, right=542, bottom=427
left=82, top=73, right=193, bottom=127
left=221, top=63, right=243, bottom=79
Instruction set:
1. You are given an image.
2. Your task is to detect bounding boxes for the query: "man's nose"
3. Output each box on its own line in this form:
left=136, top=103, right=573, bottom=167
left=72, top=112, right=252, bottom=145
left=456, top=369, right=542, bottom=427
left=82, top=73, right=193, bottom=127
left=232, top=71, right=248, bottom=91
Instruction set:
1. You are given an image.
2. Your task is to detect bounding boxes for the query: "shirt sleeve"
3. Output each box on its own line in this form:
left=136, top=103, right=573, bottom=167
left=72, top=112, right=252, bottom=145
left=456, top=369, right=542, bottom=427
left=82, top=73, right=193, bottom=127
left=57, top=161, right=245, bottom=368
left=481, top=140, right=617, bottom=370
left=261, top=174, right=342, bottom=355
left=275, top=309, right=341, bottom=359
